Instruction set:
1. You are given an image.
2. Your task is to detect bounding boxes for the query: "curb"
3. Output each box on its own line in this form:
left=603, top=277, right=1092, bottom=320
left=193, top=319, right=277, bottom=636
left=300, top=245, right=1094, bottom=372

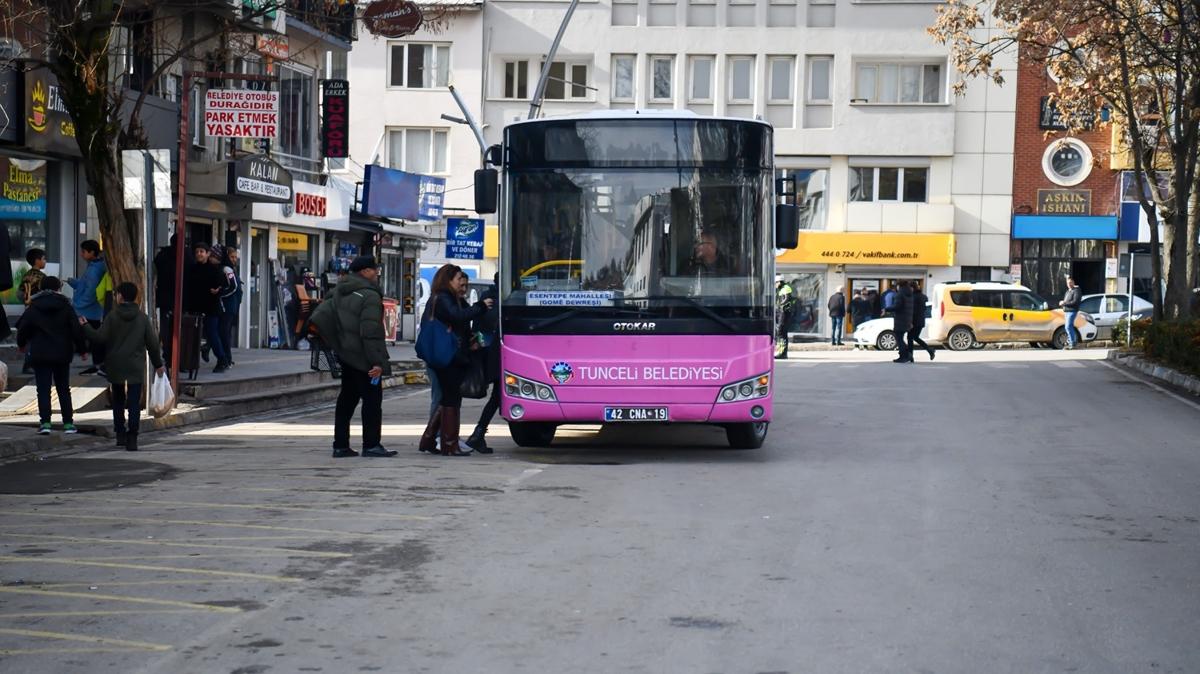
left=1107, top=351, right=1200, bottom=397
left=0, top=371, right=424, bottom=464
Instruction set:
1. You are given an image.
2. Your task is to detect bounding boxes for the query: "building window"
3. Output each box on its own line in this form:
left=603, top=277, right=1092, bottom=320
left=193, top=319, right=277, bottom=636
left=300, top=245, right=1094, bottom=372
left=541, top=61, right=590, bottom=100
left=850, top=167, right=928, bottom=202
left=807, top=56, right=832, bottom=102
left=612, top=0, right=638, bottom=26
left=387, top=128, right=449, bottom=175
left=1042, top=138, right=1093, bottom=187
left=503, top=60, right=529, bottom=99
left=688, top=55, right=714, bottom=102
left=389, top=43, right=450, bottom=88
left=612, top=54, right=636, bottom=101
left=650, top=55, right=674, bottom=101
left=853, top=62, right=944, bottom=104
left=807, top=0, right=835, bottom=27
left=727, top=56, right=754, bottom=103
left=768, top=56, right=794, bottom=102
left=776, top=168, right=829, bottom=230
left=779, top=272, right=824, bottom=335
left=279, top=64, right=315, bottom=159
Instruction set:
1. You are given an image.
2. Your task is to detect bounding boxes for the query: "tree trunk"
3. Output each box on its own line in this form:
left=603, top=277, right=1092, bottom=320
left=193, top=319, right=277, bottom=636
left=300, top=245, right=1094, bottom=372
left=1189, top=179, right=1198, bottom=295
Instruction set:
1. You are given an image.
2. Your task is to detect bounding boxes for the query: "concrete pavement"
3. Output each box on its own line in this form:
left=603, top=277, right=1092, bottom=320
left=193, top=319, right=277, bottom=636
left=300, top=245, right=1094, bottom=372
left=0, top=349, right=1197, bottom=673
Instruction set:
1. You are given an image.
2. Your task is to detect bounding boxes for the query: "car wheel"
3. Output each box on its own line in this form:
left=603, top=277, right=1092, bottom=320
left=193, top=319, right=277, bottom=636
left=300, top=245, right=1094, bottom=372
left=875, top=330, right=898, bottom=351
left=725, top=422, right=768, bottom=449
left=1051, top=327, right=1068, bottom=350
left=508, top=421, right=557, bottom=447
left=946, top=326, right=975, bottom=351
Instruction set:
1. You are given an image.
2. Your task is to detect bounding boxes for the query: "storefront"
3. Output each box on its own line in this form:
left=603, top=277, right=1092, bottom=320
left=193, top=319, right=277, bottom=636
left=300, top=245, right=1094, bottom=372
left=775, top=231, right=957, bottom=340
left=1, top=66, right=85, bottom=314
left=250, top=179, right=350, bottom=348
left=1010, top=214, right=1118, bottom=299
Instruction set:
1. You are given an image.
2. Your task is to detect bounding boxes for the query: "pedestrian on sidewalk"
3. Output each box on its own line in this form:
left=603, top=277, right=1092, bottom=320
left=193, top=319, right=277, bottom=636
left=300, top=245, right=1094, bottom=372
left=183, top=242, right=230, bottom=373
left=418, top=264, right=492, bottom=457
left=892, top=280, right=915, bottom=364
left=1059, top=276, right=1082, bottom=349
left=849, top=289, right=869, bottom=333
left=466, top=273, right=500, bottom=454
left=67, top=240, right=107, bottom=376
left=80, top=282, right=165, bottom=451
left=907, top=284, right=935, bottom=361
left=16, top=277, right=86, bottom=435
left=320, top=255, right=396, bottom=458
left=881, top=284, right=898, bottom=318
left=827, top=288, right=846, bottom=346
left=217, top=244, right=243, bottom=367
left=19, top=248, right=48, bottom=374
left=153, top=234, right=177, bottom=364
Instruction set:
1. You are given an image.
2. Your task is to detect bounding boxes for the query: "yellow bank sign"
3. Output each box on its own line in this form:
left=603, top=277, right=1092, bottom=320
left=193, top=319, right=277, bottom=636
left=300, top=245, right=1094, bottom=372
left=776, top=232, right=956, bottom=267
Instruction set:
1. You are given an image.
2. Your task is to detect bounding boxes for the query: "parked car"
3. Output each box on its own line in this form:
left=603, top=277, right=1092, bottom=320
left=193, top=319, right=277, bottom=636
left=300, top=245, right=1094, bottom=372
left=853, top=304, right=934, bottom=350
left=928, top=282, right=1097, bottom=350
left=1079, top=293, right=1153, bottom=340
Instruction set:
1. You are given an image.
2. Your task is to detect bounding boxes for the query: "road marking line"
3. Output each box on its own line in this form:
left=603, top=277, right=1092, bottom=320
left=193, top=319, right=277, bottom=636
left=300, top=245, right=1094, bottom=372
left=506, top=468, right=545, bottom=490
left=0, top=555, right=300, bottom=582
left=1098, top=360, right=1200, bottom=413
left=5, top=495, right=431, bottom=521
left=0, top=627, right=172, bottom=652
left=79, top=553, right=331, bottom=561
left=0, top=609, right=203, bottom=618
left=1053, top=361, right=1085, bottom=368
left=0, top=587, right=241, bottom=612
left=0, top=533, right=352, bottom=558
left=3, top=511, right=401, bottom=538
left=36, top=579, right=262, bottom=589
left=0, top=647, right=163, bottom=655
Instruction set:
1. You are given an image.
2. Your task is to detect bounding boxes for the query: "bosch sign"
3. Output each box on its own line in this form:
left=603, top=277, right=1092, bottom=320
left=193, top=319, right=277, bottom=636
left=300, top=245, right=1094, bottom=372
left=295, top=193, right=327, bottom=217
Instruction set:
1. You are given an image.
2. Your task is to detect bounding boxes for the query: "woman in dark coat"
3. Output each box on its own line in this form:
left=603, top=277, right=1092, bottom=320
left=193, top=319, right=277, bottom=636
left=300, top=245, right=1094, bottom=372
left=418, top=264, right=493, bottom=456
left=907, top=285, right=935, bottom=361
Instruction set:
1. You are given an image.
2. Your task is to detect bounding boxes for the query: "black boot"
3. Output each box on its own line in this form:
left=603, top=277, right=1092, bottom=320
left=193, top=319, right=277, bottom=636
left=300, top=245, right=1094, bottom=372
left=115, top=430, right=127, bottom=448
left=465, top=428, right=492, bottom=454
left=125, top=433, right=138, bottom=451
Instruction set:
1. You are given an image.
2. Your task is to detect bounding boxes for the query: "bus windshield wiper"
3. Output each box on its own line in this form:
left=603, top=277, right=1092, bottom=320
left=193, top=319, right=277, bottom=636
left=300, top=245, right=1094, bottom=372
left=620, top=295, right=738, bottom=333
left=530, top=305, right=646, bottom=332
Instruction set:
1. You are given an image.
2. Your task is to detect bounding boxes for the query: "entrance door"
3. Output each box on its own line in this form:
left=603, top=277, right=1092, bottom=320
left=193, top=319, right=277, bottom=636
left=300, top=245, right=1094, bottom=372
left=848, top=279, right=880, bottom=331
left=1071, top=260, right=1105, bottom=295
left=249, top=228, right=267, bottom=348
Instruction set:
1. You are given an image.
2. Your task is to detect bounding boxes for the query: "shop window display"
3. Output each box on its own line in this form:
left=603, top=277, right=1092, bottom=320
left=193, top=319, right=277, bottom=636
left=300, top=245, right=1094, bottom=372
left=2, top=158, right=51, bottom=305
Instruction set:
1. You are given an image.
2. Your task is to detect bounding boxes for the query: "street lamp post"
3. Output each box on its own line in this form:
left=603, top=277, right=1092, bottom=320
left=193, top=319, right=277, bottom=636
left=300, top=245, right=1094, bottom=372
left=172, top=71, right=278, bottom=397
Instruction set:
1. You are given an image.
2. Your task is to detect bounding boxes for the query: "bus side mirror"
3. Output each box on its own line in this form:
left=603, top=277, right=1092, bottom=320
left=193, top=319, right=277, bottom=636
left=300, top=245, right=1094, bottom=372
left=775, top=204, right=799, bottom=249
left=474, top=168, right=498, bottom=214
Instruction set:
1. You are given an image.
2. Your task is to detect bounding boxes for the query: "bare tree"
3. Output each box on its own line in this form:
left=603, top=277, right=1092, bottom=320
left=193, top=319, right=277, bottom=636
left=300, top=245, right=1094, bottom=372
left=930, top=0, right=1199, bottom=320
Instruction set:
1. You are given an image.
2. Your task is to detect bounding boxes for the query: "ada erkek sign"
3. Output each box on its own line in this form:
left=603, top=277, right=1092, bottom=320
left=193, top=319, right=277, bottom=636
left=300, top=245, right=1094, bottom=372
left=320, top=80, right=349, bottom=159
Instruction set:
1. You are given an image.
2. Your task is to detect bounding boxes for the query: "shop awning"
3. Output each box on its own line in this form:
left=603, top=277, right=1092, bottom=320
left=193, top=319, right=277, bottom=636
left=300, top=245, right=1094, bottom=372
left=1012, top=215, right=1118, bottom=240
left=380, top=221, right=431, bottom=241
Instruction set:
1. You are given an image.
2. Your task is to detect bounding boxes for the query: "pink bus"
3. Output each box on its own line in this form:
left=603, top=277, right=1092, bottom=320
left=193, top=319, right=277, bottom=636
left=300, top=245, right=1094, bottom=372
left=483, top=112, right=798, bottom=449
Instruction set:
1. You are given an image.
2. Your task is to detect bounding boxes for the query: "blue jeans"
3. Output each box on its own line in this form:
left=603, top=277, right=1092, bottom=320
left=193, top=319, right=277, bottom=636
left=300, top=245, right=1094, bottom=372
left=831, top=316, right=844, bottom=344
left=1064, top=310, right=1079, bottom=346
left=204, top=314, right=229, bottom=365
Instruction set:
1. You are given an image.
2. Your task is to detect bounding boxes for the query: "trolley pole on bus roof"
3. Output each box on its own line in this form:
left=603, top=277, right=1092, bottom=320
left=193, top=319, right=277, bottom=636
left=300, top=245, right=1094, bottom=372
left=527, top=0, right=581, bottom=120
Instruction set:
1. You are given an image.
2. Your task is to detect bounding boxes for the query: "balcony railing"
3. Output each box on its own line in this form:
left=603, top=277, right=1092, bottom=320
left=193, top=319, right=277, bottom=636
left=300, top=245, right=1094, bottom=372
left=286, top=0, right=357, bottom=43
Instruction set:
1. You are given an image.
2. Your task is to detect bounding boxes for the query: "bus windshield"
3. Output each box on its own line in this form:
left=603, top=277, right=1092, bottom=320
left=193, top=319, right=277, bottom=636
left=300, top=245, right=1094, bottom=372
left=504, top=167, right=772, bottom=318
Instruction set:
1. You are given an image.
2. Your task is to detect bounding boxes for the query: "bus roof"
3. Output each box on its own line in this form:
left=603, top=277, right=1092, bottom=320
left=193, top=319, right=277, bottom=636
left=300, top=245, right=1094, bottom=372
left=507, top=110, right=773, bottom=130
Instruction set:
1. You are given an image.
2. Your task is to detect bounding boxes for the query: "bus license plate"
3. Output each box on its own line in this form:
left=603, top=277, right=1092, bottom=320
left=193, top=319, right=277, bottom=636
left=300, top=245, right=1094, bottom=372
left=604, top=407, right=668, bottom=422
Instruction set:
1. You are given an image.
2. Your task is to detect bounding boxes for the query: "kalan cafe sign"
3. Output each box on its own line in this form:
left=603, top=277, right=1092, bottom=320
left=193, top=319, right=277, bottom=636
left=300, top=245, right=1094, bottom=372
left=228, top=154, right=293, bottom=203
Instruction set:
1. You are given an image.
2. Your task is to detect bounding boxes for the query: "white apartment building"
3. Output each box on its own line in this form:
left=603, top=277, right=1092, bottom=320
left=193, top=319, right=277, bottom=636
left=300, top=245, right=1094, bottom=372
left=346, top=0, right=489, bottom=339
left=481, top=0, right=1015, bottom=340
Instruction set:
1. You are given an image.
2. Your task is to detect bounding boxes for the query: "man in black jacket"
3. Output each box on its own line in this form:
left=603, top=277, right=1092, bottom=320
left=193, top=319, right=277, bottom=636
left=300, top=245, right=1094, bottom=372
left=183, top=242, right=230, bottom=372
left=153, top=234, right=177, bottom=363
left=1059, top=275, right=1083, bottom=349
left=907, top=285, right=935, bottom=361
left=892, top=281, right=915, bottom=363
left=466, top=274, right=500, bottom=454
left=16, top=277, right=86, bottom=434
left=827, top=289, right=846, bottom=346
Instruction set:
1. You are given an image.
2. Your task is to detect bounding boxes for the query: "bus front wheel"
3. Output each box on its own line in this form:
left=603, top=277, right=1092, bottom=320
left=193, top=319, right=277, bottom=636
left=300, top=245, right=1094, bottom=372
left=508, top=421, right=556, bottom=448
left=725, top=422, right=768, bottom=449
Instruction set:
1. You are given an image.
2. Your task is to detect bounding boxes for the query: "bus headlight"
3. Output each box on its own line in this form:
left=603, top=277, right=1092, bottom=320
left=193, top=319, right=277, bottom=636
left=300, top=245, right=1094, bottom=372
left=717, top=373, right=770, bottom=403
left=505, top=372, right=557, bottom=402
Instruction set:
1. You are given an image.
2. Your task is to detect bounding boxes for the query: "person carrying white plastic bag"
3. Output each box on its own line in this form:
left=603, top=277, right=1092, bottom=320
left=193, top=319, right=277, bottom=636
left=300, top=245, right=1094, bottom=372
left=80, top=281, right=165, bottom=451
left=149, top=372, right=174, bottom=420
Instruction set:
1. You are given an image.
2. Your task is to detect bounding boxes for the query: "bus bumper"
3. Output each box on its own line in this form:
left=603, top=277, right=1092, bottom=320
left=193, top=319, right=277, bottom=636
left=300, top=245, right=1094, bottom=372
left=501, top=393, right=772, bottom=424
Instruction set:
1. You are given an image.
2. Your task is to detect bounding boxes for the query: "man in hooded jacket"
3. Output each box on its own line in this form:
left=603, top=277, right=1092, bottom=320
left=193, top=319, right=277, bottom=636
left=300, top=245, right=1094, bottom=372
left=17, top=276, right=86, bottom=434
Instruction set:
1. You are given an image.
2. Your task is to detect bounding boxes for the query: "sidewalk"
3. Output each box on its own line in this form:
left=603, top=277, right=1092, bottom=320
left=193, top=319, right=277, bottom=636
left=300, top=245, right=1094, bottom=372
left=0, top=343, right=424, bottom=461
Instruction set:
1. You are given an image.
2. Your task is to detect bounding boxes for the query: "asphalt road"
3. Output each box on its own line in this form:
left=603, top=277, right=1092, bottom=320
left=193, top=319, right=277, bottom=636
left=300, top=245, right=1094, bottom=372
left=1, top=349, right=1198, bottom=673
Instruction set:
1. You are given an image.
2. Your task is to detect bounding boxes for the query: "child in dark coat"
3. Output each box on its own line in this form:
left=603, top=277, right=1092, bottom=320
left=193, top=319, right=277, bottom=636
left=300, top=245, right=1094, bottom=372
left=16, top=276, right=86, bottom=434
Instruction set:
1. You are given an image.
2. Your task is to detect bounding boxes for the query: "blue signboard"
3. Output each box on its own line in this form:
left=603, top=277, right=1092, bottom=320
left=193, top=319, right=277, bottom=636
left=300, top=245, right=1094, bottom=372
left=445, top=217, right=485, bottom=260
left=362, top=164, right=446, bottom=221
left=1012, top=215, right=1118, bottom=240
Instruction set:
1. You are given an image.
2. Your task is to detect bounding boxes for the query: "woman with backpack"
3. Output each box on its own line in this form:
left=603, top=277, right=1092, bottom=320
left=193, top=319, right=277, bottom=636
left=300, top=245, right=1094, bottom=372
left=417, top=264, right=492, bottom=457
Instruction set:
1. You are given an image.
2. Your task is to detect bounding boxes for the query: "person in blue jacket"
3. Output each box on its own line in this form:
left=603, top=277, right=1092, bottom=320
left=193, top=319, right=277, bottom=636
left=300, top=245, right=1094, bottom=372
left=67, top=239, right=107, bottom=375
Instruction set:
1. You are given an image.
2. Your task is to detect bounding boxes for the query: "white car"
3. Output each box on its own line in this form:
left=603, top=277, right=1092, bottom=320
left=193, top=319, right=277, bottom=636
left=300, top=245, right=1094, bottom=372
left=1078, top=293, right=1153, bottom=340
left=853, top=304, right=936, bottom=350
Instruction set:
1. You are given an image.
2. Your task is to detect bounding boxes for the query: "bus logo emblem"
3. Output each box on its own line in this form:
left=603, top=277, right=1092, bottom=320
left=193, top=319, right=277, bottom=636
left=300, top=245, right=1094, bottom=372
left=550, top=362, right=573, bottom=384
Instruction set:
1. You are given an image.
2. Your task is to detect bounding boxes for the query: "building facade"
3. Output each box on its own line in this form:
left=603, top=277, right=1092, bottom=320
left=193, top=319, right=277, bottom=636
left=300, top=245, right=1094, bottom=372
left=476, top=0, right=1016, bottom=340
